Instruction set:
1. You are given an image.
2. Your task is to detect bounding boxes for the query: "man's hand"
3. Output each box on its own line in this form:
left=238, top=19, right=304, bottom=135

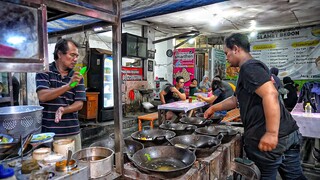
left=258, top=132, right=278, bottom=151
left=69, top=71, right=83, bottom=87
left=55, top=107, right=65, bottom=123
left=204, top=106, right=216, bottom=119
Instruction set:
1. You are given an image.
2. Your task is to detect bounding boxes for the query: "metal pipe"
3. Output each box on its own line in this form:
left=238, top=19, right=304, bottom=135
left=112, top=0, right=124, bottom=175
left=152, top=31, right=199, bottom=44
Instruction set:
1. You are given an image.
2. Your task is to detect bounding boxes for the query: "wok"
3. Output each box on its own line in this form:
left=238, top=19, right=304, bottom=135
left=0, top=143, right=33, bottom=162
left=169, top=134, right=223, bottom=158
left=159, top=121, right=197, bottom=136
left=179, top=116, right=213, bottom=127
left=195, top=125, right=238, bottom=144
left=90, top=138, right=144, bottom=163
left=129, top=146, right=196, bottom=178
left=195, top=112, right=226, bottom=124
left=131, top=129, right=176, bottom=147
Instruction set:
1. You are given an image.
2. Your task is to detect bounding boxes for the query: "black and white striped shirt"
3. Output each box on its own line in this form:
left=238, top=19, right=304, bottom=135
left=36, top=62, right=86, bottom=137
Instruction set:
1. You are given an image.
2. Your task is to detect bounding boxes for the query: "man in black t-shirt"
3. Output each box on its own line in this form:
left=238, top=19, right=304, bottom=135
left=160, top=76, right=186, bottom=120
left=204, top=33, right=306, bottom=180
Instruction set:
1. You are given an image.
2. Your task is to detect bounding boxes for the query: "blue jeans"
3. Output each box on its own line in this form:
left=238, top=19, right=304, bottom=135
left=244, top=130, right=307, bottom=180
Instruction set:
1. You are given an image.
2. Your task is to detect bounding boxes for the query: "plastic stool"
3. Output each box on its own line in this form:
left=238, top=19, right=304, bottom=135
left=138, top=112, right=158, bottom=131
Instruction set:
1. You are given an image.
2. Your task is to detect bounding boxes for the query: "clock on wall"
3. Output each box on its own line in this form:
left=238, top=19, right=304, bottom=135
left=166, top=49, right=173, bottom=57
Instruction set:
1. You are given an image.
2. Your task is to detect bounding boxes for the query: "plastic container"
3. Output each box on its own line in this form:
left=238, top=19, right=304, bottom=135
left=305, top=102, right=312, bottom=114
left=0, top=164, right=16, bottom=180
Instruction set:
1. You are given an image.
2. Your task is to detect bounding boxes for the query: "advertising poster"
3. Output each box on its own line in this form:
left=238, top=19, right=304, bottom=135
left=121, top=67, right=143, bottom=81
left=173, top=48, right=195, bottom=92
left=250, top=26, right=320, bottom=79
left=212, top=48, right=227, bottom=78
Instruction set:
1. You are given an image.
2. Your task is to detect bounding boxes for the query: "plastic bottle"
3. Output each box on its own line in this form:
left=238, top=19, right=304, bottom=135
left=305, top=102, right=312, bottom=114
left=0, top=164, right=16, bottom=180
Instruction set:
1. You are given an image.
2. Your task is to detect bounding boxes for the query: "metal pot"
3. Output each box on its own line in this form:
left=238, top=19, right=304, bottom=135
left=0, top=106, right=43, bottom=139
left=159, top=121, right=197, bottom=136
left=131, top=129, right=176, bottom=147
left=169, top=134, right=223, bottom=158
left=90, top=138, right=143, bottom=163
left=72, top=147, right=114, bottom=179
left=129, top=146, right=196, bottom=178
left=195, top=125, right=238, bottom=144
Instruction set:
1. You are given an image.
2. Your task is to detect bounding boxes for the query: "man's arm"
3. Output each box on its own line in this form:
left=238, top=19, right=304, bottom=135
left=255, top=81, right=280, bottom=151
left=37, top=85, right=72, bottom=102
left=55, top=101, right=84, bottom=123
left=159, top=90, right=167, bottom=104
left=204, top=96, right=238, bottom=118
left=198, top=95, right=217, bottom=104
left=171, top=87, right=186, bottom=100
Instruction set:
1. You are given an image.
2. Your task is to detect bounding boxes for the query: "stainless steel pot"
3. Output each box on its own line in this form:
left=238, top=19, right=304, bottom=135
left=72, top=147, right=114, bottom=178
left=0, top=106, right=43, bottom=139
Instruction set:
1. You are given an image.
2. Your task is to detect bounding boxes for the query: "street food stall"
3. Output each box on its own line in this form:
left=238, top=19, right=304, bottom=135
left=0, top=0, right=251, bottom=179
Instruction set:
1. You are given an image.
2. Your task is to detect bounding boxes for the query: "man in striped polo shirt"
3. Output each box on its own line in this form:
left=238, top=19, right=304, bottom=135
left=36, top=39, right=86, bottom=151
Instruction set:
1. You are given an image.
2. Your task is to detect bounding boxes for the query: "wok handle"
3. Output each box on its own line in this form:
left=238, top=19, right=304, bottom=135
left=217, top=133, right=224, bottom=141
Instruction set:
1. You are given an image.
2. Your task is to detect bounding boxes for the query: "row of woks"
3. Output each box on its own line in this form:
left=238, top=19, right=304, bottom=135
left=92, top=116, right=239, bottom=178
left=128, top=114, right=239, bottom=178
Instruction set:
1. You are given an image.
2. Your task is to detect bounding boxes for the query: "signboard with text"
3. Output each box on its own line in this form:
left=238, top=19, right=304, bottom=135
left=250, top=26, right=320, bottom=79
left=173, top=48, right=195, bottom=91
left=121, top=67, right=143, bottom=81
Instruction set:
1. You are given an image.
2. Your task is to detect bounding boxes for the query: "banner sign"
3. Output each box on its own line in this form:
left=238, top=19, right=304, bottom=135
left=173, top=48, right=195, bottom=91
left=121, top=67, right=143, bottom=81
left=250, top=26, right=320, bottom=79
left=212, top=48, right=227, bottom=79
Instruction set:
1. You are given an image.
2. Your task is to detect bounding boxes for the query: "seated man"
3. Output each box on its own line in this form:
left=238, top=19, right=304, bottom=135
left=160, top=76, right=186, bottom=121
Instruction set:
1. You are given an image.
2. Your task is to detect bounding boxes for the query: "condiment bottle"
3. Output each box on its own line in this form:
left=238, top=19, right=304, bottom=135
left=305, top=102, right=312, bottom=114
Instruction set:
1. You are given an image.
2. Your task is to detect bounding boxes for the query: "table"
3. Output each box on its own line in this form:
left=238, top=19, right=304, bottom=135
left=194, top=92, right=209, bottom=97
left=291, top=103, right=320, bottom=172
left=157, top=100, right=208, bottom=124
left=291, top=103, right=320, bottom=139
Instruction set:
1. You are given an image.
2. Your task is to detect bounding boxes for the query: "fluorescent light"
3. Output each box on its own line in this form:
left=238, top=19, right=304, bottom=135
left=93, top=27, right=103, bottom=32
left=6, top=36, right=26, bottom=45
left=188, top=38, right=195, bottom=44
left=250, top=31, right=257, bottom=38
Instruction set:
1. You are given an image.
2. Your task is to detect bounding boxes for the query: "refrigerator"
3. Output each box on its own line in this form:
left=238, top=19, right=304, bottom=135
left=87, top=48, right=114, bottom=121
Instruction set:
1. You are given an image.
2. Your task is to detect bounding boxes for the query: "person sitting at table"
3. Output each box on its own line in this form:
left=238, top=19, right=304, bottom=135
left=189, top=78, right=201, bottom=96
left=282, top=76, right=298, bottom=111
left=199, top=75, right=211, bottom=92
left=214, top=75, right=234, bottom=98
left=160, top=76, right=186, bottom=121
left=197, top=79, right=226, bottom=105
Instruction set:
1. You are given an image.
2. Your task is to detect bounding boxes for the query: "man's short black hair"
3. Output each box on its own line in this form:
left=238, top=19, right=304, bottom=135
left=214, top=75, right=222, bottom=80
left=175, top=76, right=184, bottom=83
left=191, top=78, right=197, bottom=82
left=224, top=33, right=250, bottom=53
left=53, top=38, right=79, bottom=60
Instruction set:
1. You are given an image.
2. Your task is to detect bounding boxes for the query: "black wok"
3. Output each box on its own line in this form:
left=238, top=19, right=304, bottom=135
left=131, top=129, right=176, bottom=147
left=179, top=116, right=213, bottom=127
left=129, top=146, right=196, bottom=178
left=159, top=121, right=197, bottom=136
left=169, top=134, right=223, bottom=158
left=195, top=113, right=226, bottom=124
left=195, top=125, right=238, bottom=144
left=90, top=137, right=144, bottom=163
left=0, top=143, right=33, bottom=162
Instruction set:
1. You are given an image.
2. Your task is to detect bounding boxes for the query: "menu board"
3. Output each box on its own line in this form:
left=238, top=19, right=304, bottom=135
left=250, top=26, right=320, bottom=79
